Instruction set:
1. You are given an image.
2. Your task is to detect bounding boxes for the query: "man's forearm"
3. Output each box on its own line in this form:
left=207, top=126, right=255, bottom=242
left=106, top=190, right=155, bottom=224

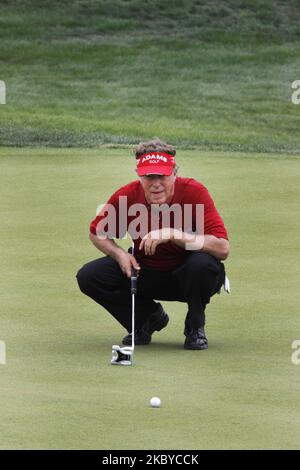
left=89, top=233, right=125, bottom=260
left=201, top=235, right=229, bottom=260
left=170, top=230, right=229, bottom=261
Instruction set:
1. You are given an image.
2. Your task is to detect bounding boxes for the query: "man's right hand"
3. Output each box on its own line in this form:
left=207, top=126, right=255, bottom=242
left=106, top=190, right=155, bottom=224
left=115, top=251, right=141, bottom=278
left=89, top=234, right=141, bottom=277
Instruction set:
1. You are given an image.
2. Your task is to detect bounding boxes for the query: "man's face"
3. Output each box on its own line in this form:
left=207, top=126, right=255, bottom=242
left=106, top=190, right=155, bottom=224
left=139, top=173, right=176, bottom=204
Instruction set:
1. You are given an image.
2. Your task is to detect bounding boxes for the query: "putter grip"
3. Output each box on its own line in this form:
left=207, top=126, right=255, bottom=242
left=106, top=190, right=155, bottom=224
left=131, top=267, right=137, bottom=295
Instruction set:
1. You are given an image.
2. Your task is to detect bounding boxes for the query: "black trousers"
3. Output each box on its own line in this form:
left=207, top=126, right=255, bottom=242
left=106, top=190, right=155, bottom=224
left=76, top=251, right=225, bottom=332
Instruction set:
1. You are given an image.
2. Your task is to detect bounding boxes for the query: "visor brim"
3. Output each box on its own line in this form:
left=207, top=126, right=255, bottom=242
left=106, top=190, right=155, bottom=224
left=136, top=165, right=174, bottom=176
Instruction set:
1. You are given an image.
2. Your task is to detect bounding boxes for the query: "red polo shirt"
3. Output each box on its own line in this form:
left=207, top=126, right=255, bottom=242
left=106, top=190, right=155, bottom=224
left=90, top=177, right=228, bottom=271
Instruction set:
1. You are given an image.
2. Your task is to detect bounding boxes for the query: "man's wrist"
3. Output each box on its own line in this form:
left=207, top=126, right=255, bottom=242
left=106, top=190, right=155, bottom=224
left=111, top=246, right=126, bottom=261
left=171, top=228, right=182, bottom=240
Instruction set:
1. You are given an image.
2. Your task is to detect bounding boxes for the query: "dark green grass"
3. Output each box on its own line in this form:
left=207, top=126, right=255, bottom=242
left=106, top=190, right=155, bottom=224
left=0, top=147, right=299, bottom=449
left=1, top=0, right=300, bottom=151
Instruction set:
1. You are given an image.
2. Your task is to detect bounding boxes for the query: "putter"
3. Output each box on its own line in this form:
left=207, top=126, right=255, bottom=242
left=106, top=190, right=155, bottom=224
left=111, top=345, right=134, bottom=366
left=111, top=243, right=137, bottom=366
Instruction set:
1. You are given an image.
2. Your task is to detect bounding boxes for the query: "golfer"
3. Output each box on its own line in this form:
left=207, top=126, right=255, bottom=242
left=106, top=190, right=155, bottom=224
left=76, top=139, right=229, bottom=350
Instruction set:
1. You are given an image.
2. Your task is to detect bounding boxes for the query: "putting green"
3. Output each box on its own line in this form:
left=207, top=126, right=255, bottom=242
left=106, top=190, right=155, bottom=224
left=0, top=147, right=299, bottom=449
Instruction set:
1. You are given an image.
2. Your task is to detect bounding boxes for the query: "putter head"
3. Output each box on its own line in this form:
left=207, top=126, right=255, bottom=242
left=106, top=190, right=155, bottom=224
left=111, top=345, right=134, bottom=366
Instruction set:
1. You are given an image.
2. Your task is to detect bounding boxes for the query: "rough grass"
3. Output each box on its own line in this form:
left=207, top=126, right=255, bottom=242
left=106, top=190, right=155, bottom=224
left=1, top=0, right=300, bottom=151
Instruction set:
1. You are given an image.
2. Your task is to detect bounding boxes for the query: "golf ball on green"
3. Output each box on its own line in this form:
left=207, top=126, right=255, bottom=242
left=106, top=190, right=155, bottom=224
left=150, top=397, right=161, bottom=408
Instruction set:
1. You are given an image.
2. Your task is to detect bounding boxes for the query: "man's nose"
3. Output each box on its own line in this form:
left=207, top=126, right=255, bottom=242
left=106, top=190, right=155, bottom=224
left=151, top=176, right=162, bottom=184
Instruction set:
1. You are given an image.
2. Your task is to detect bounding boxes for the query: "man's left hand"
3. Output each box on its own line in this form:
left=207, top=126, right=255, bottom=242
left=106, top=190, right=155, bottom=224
left=139, top=228, right=173, bottom=256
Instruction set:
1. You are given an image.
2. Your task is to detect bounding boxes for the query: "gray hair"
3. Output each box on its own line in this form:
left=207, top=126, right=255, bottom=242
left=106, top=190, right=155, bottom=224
left=134, top=138, right=176, bottom=158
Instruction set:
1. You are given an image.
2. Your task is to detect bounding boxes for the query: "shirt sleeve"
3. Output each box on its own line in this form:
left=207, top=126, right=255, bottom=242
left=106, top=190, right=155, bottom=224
left=201, top=187, right=228, bottom=240
left=187, top=181, right=228, bottom=240
left=89, top=190, right=124, bottom=238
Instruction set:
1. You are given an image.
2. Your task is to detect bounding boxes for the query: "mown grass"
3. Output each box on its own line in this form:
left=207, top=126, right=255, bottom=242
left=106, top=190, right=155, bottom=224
left=0, top=0, right=300, bottom=151
left=0, top=147, right=300, bottom=449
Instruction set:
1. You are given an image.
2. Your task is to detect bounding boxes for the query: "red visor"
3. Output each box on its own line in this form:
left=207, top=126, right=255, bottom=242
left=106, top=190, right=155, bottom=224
left=136, top=152, right=176, bottom=176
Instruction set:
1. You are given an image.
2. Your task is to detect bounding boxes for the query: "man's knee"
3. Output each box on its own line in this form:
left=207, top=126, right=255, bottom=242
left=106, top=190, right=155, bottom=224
left=185, top=252, right=219, bottom=275
left=76, top=257, right=125, bottom=297
left=76, top=264, right=92, bottom=294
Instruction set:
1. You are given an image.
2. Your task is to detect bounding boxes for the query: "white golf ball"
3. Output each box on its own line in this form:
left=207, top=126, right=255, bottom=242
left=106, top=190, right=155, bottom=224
left=150, top=397, right=161, bottom=408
